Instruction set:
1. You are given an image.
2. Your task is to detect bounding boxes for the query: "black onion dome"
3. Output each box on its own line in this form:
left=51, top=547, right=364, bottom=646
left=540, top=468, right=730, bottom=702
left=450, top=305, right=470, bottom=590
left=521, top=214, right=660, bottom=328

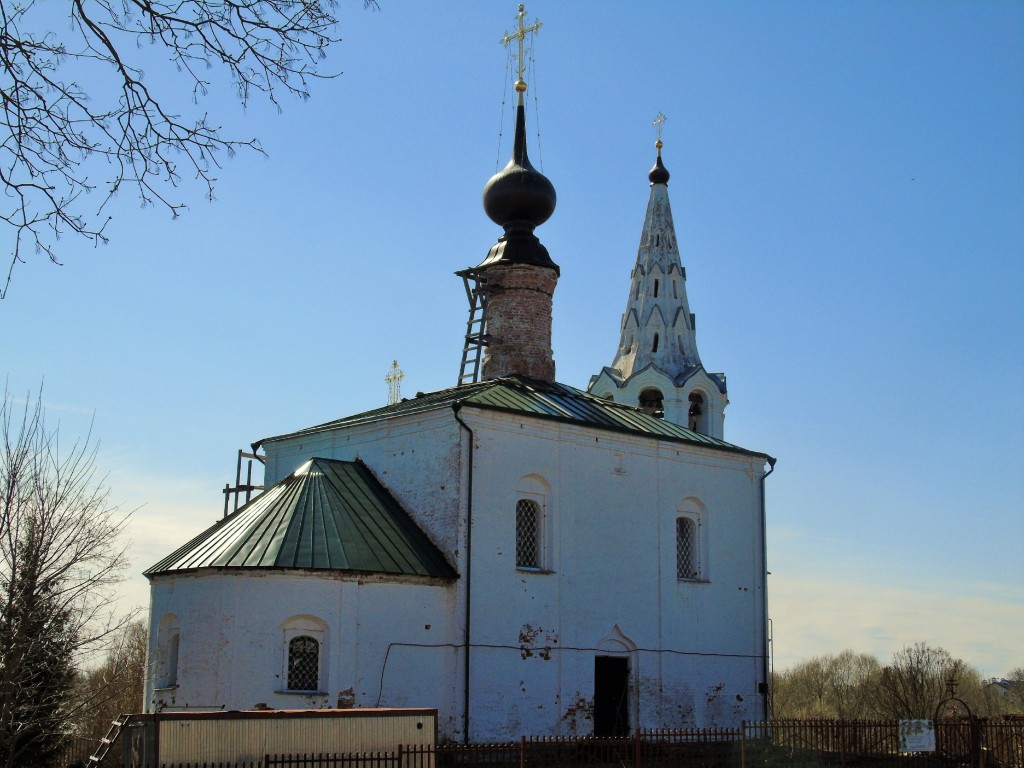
left=649, top=152, right=670, bottom=185
left=483, top=104, right=556, bottom=227
left=478, top=102, right=558, bottom=272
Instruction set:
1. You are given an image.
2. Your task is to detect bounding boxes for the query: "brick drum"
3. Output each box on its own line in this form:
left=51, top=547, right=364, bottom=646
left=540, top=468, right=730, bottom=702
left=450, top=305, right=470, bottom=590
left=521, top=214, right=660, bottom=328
left=481, top=263, right=558, bottom=381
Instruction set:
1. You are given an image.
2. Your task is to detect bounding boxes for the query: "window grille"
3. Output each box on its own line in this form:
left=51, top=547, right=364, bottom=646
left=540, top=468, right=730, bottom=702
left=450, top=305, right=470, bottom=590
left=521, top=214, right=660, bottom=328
left=287, top=635, right=320, bottom=691
left=516, top=499, right=541, bottom=568
left=676, top=517, right=699, bottom=580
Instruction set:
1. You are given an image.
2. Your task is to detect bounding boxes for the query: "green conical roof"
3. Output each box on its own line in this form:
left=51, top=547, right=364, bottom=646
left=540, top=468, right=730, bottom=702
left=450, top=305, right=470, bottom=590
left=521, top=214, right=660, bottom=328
left=145, top=458, right=456, bottom=580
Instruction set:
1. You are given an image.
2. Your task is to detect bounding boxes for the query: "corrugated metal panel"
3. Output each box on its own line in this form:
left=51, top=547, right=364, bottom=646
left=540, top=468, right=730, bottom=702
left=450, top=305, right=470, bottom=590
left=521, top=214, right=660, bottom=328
left=155, top=710, right=436, bottom=763
left=255, top=376, right=771, bottom=462
left=259, top=380, right=496, bottom=442
left=145, top=459, right=457, bottom=579
left=461, top=378, right=758, bottom=455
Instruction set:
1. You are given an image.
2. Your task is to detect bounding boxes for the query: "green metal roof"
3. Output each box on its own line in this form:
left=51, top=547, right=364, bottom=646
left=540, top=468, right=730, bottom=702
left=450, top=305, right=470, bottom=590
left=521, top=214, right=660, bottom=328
left=145, top=458, right=457, bottom=580
left=257, top=376, right=773, bottom=463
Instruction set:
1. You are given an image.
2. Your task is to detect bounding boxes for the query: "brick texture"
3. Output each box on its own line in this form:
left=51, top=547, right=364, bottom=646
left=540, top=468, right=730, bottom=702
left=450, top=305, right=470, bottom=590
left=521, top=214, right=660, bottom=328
left=481, top=264, right=558, bottom=381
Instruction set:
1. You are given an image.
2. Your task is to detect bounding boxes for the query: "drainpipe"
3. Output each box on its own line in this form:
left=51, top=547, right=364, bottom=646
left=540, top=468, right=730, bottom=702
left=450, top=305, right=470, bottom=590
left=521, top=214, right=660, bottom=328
left=760, top=456, right=776, bottom=720
left=452, top=404, right=474, bottom=744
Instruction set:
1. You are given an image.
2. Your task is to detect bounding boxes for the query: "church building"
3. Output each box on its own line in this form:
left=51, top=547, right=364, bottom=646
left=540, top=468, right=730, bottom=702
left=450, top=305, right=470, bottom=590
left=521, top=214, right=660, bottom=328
left=144, top=7, right=774, bottom=743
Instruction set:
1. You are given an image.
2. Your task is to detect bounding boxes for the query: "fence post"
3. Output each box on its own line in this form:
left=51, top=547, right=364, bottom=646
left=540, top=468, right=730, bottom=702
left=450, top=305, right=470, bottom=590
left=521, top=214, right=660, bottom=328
left=839, top=721, right=846, bottom=768
left=520, top=734, right=526, bottom=768
left=740, top=721, right=746, bottom=768
left=634, top=727, right=640, bottom=768
left=970, top=717, right=982, bottom=768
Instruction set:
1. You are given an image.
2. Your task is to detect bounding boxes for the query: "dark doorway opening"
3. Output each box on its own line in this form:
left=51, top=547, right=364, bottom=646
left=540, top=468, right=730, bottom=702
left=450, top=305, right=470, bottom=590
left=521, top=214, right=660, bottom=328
left=593, top=656, right=630, bottom=736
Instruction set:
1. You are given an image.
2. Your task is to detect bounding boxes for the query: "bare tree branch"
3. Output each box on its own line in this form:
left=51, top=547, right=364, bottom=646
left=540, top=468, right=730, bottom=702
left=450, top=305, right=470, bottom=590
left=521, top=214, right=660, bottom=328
left=0, top=0, right=376, bottom=299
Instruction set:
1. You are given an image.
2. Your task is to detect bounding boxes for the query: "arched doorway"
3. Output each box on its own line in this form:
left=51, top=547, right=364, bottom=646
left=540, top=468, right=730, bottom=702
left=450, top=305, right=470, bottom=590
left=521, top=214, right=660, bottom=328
left=594, top=626, right=637, bottom=737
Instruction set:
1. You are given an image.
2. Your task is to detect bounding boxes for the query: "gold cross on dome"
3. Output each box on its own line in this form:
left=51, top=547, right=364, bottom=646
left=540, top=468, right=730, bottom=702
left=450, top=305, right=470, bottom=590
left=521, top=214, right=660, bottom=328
left=501, top=4, right=542, bottom=101
left=653, top=112, right=668, bottom=149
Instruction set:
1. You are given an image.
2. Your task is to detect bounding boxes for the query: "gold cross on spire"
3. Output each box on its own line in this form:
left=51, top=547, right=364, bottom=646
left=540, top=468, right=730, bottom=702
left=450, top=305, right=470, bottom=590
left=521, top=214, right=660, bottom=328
left=501, top=4, right=542, bottom=104
left=653, top=112, right=668, bottom=151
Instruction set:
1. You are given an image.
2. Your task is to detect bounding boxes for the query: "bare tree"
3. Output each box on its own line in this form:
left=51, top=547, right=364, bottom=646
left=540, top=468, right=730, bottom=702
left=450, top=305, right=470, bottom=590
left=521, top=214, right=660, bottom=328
left=874, top=642, right=965, bottom=720
left=773, top=656, right=831, bottom=718
left=0, top=0, right=376, bottom=298
left=0, top=387, right=132, bottom=767
left=1007, top=668, right=1024, bottom=713
left=825, top=650, right=881, bottom=719
left=772, top=651, right=880, bottom=719
left=71, top=618, right=147, bottom=766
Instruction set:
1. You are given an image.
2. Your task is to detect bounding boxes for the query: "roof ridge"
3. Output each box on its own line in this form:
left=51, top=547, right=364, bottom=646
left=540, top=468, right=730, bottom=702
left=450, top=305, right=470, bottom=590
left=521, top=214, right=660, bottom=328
left=256, top=375, right=769, bottom=461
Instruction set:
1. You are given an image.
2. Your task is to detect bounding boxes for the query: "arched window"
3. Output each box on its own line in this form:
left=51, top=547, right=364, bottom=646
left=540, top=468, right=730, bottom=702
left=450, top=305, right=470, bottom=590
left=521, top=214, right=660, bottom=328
left=638, top=388, right=664, bottom=419
left=676, top=517, right=700, bottom=580
left=675, top=497, right=708, bottom=583
left=653, top=279, right=659, bottom=298
left=287, top=636, right=320, bottom=692
left=516, top=499, right=542, bottom=568
left=280, top=615, right=328, bottom=694
left=156, top=614, right=180, bottom=689
left=652, top=333, right=659, bottom=353
left=166, top=633, right=180, bottom=687
left=515, top=475, right=551, bottom=572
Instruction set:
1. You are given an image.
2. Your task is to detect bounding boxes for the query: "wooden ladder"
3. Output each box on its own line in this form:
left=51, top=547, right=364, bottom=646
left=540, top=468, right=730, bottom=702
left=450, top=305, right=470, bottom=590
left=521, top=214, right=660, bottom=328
left=456, top=268, right=489, bottom=385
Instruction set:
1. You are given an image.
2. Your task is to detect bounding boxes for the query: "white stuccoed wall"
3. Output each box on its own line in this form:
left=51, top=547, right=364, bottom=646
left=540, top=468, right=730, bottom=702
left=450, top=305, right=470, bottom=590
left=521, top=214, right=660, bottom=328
left=147, top=572, right=463, bottom=731
left=458, top=408, right=767, bottom=738
left=263, top=410, right=465, bottom=562
left=148, top=402, right=768, bottom=742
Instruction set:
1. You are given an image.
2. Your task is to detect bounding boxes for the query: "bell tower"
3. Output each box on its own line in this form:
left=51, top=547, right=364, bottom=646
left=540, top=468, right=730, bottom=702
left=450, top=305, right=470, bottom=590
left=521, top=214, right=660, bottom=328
left=589, top=117, right=727, bottom=437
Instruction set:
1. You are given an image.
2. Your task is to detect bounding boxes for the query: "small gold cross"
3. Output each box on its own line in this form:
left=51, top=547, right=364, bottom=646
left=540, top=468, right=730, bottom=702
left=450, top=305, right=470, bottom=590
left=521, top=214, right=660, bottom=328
left=501, top=4, right=542, bottom=102
left=653, top=112, right=668, bottom=150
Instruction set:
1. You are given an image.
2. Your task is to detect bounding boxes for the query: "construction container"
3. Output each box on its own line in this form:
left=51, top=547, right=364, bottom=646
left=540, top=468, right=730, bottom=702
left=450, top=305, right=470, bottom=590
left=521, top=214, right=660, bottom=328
left=121, top=708, right=437, bottom=765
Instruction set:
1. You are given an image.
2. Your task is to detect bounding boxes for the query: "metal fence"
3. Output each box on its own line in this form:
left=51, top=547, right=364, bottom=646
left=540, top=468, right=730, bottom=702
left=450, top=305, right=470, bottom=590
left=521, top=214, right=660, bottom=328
left=266, top=755, right=402, bottom=768
left=113, top=718, right=1024, bottom=768
left=746, top=718, right=1023, bottom=768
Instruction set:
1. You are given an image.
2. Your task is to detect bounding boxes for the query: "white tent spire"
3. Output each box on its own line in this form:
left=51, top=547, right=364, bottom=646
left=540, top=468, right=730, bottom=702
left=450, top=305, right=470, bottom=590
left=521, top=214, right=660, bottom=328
left=589, top=124, right=728, bottom=437
left=610, top=135, right=701, bottom=379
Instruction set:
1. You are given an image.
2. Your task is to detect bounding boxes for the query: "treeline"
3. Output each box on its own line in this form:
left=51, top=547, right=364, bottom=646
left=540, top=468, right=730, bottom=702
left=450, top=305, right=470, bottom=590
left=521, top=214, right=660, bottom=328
left=772, top=643, right=1024, bottom=720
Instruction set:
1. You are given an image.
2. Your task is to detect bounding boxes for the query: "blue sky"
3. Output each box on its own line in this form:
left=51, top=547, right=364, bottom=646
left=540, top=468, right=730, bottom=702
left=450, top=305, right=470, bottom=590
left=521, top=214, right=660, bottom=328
left=3, top=1, right=1022, bottom=676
